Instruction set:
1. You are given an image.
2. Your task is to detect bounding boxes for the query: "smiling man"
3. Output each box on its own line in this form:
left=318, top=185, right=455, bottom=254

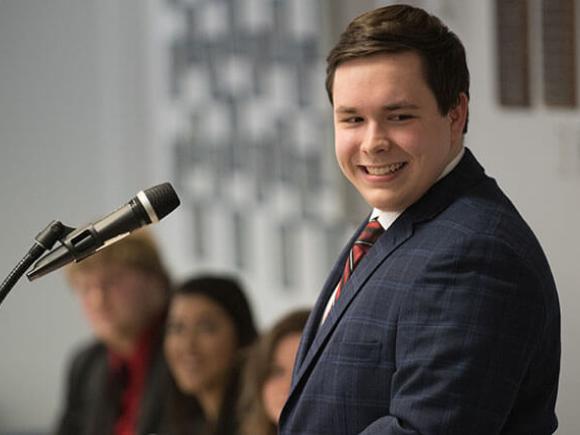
left=279, top=5, right=560, bottom=435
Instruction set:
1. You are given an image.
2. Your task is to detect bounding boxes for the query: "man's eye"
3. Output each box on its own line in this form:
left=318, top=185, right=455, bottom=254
left=342, top=116, right=363, bottom=124
left=390, top=114, right=414, bottom=121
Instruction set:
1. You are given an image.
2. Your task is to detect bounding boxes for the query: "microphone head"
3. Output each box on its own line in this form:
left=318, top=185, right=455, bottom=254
left=142, top=183, right=181, bottom=220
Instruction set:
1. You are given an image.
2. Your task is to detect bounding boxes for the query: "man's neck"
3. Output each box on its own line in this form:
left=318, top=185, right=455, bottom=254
left=106, top=336, right=138, bottom=357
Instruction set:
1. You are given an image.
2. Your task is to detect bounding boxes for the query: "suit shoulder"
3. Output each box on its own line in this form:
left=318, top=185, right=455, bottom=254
left=66, top=340, right=107, bottom=379
left=442, top=176, right=544, bottom=260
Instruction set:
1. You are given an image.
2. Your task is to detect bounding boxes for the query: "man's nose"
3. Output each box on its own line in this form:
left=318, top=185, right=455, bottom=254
left=361, top=121, right=391, bottom=154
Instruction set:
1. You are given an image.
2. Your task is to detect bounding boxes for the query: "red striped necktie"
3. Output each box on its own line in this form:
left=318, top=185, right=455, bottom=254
left=334, top=218, right=384, bottom=302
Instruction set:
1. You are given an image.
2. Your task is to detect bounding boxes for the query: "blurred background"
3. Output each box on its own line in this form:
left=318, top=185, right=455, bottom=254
left=1, top=0, right=579, bottom=433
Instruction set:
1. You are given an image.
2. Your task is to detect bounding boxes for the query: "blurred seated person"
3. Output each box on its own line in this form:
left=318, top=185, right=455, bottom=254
left=238, top=308, right=310, bottom=435
left=53, top=229, right=172, bottom=435
left=162, top=274, right=258, bottom=435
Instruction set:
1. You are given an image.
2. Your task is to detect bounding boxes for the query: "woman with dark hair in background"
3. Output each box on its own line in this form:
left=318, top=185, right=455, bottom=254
left=238, top=308, right=310, bottom=435
left=162, top=274, right=258, bottom=435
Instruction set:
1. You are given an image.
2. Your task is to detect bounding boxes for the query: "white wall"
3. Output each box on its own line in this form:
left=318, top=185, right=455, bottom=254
left=0, top=0, right=163, bottom=432
left=0, top=0, right=578, bottom=433
left=0, top=1, right=100, bottom=430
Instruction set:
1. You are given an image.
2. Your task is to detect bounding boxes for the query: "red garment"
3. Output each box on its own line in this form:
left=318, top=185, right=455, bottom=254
left=334, top=218, right=384, bottom=301
left=108, top=322, right=159, bottom=435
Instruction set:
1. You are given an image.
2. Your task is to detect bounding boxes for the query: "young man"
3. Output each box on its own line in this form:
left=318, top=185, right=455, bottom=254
left=279, top=5, right=560, bottom=435
left=53, top=230, right=171, bottom=435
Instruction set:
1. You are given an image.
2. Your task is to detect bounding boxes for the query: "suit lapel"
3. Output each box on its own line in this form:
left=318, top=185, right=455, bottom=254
left=292, top=219, right=367, bottom=374
left=290, top=216, right=414, bottom=395
left=86, top=350, right=117, bottom=435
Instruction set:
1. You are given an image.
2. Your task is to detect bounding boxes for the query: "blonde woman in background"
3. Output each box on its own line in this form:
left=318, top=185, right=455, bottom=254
left=239, top=308, right=310, bottom=435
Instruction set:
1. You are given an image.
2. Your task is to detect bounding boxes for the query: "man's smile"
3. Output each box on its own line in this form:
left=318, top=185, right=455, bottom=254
left=362, top=161, right=407, bottom=176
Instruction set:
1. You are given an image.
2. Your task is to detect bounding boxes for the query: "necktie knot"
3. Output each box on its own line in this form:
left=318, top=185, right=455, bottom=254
left=355, top=218, right=384, bottom=246
left=334, top=218, right=384, bottom=302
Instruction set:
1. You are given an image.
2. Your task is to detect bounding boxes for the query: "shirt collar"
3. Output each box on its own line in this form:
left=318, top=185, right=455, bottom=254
left=439, top=147, right=465, bottom=180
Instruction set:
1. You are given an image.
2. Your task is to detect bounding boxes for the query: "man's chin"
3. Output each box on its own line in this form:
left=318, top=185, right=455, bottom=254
left=365, top=195, right=403, bottom=213
left=94, top=325, right=127, bottom=344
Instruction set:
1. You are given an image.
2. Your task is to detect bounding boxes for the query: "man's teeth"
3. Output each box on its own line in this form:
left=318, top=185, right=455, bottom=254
left=366, top=162, right=405, bottom=175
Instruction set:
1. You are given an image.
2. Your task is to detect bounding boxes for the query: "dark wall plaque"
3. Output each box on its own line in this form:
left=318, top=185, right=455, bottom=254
left=496, top=0, right=531, bottom=107
left=543, top=0, right=577, bottom=107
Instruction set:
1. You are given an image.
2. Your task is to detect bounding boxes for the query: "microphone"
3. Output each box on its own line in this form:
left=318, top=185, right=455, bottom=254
left=26, top=182, right=180, bottom=281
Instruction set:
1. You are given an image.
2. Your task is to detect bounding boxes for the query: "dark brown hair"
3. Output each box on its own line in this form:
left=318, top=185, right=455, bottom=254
left=326, top=4, right=470, bottom=132
left=173, top=274, right=258, bottom=348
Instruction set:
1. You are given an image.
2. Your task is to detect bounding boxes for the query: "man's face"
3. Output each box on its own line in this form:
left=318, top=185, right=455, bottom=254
left=70, top=265, right=164, bottom=349
left=332, top=51, right=467, bottom=212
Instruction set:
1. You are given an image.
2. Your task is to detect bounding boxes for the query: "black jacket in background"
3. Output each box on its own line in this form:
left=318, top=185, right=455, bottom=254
left=53, top=327, right=170, bottom=435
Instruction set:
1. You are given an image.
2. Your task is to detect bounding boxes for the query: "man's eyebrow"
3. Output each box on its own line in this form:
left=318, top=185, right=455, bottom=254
left=334, top=106, right=358, bottom=114
left=383, top=102, right=420, bottom=110
left=334, top=102, right=420, bottom=113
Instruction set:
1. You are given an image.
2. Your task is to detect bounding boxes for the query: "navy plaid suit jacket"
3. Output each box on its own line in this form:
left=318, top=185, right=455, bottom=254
left=279, top=149, right=560, bottom=435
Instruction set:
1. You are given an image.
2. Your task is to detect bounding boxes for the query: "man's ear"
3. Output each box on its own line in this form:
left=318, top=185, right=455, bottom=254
left=449, top=93, right=469, bottom=143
